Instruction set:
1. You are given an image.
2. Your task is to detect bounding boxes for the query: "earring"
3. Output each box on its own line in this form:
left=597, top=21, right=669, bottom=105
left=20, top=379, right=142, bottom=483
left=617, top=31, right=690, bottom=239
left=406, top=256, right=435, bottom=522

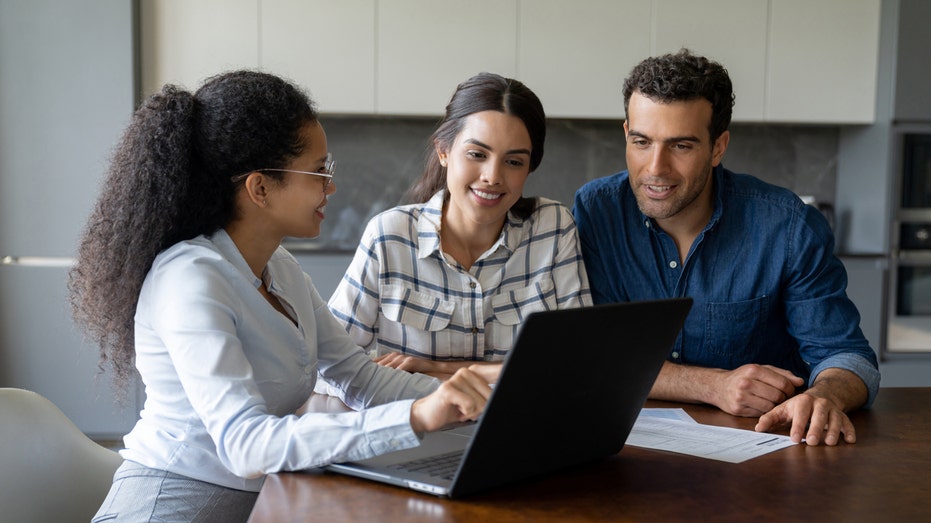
left=440, top=159, right=447, bottom=167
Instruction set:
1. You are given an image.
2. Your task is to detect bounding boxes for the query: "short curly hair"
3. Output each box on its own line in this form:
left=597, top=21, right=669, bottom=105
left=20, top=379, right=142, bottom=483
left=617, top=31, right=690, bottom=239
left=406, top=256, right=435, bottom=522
left=622, top=49, right=735, bottom=143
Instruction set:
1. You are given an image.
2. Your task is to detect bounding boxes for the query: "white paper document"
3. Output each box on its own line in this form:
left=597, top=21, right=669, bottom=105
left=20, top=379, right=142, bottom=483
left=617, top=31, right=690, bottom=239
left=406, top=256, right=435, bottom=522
left=626, top=409, right=796, bottom=463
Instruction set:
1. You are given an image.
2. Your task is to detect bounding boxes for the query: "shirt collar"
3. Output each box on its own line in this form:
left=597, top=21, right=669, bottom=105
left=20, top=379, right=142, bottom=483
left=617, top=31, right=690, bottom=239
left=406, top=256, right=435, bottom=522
left=415, top=189, right=523, bottom=261
left=210, top=228, right=264, bottom=289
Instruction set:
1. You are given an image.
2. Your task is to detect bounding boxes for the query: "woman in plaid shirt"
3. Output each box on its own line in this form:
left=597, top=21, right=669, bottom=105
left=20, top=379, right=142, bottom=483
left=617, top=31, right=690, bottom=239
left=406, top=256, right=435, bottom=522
left=325, top=73, right=592, bottom=383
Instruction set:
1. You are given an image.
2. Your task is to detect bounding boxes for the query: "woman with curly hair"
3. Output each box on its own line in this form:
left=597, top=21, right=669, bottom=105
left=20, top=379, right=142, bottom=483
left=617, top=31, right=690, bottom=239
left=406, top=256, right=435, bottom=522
left=69, top=70, right=496, bottom=522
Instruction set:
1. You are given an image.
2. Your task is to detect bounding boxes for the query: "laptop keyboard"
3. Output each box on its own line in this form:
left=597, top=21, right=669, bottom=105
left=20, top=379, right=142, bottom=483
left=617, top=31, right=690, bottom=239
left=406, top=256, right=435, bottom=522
left=391, top=450, right=464, bottom=480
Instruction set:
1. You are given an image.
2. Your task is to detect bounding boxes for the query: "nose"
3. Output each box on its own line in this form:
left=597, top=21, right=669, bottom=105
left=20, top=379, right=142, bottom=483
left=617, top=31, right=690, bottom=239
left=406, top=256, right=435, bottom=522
left=646, top=147, right=670, bottom=175
left=480, top=161, right=503, bottom=185
left=325, top=178, right=336, bottom=195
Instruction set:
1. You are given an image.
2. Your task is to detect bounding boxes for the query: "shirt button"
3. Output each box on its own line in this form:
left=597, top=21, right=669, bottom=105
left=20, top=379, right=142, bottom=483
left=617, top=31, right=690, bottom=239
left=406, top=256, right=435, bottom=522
left=469, top=281, right=476, bottom=289
left=671, top=351, right=680, bottom=359
left=304, top=365, right=313, bottom=375
left=669, top=260, right=678, bottom=269
left=471, top=327, right=479, bottom=334
left=644, top=220, right=651, bottom=228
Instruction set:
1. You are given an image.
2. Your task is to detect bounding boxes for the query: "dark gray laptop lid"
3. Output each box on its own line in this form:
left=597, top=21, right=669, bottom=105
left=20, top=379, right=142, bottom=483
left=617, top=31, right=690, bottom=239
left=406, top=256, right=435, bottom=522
left=447, top=297, right=692, bottom=497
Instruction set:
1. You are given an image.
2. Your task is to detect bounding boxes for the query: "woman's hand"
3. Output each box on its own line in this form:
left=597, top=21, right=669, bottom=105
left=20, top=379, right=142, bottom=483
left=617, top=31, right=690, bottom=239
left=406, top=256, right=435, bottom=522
left=409, top=364, right=500, bottom=433
left=375, top=352, right=503, bottom=382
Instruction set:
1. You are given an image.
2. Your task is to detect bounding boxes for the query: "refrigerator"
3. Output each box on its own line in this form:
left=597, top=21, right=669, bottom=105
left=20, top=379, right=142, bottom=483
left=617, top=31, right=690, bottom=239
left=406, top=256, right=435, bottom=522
left=0, top=0, right=141, bottom=438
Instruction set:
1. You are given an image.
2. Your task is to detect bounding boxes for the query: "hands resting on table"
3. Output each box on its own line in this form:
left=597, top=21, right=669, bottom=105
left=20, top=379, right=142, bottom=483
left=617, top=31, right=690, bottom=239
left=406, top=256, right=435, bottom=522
left=379, top=352, right=870, bottom=447
left=650, top=362, right=869, bottom=446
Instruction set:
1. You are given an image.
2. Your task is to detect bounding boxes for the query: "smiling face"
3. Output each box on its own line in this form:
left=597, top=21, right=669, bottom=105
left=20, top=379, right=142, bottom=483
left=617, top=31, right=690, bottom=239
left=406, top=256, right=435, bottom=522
left=624, top=91, right=729, bottom=230
left=269, top=121, right=335, bottom=239
left=437, top=110, right=532, bottom=237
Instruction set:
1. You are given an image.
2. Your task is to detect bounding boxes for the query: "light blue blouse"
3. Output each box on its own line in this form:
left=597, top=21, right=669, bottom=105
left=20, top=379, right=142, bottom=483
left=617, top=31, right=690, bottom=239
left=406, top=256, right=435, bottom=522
left=121, top=229, right=439, bottom=492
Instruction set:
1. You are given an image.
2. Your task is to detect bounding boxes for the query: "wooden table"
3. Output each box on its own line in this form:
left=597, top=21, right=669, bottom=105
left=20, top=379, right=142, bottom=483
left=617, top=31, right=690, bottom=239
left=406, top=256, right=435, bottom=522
left=249, top=388, right=931, bottom=522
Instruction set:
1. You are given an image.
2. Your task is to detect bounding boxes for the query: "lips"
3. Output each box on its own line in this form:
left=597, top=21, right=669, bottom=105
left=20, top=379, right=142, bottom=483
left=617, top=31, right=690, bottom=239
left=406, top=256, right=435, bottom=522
left=471, top=188, right=503, bottom=201
left=643, top=183, right=676, bottom=199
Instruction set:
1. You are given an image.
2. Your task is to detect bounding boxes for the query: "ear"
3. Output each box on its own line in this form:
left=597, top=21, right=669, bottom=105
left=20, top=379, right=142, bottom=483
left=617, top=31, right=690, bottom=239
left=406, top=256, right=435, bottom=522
left=434, top=140, right=448, bottom=167
left=623, top=120, right=629, bottom=138
left=242, top=172, right=270, bottom=207
left=711, top=130, right=730, bottom=167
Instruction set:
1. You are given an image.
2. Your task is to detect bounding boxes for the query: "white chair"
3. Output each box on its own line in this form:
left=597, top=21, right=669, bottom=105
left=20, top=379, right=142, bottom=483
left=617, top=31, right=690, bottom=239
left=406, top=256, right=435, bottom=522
left=0, top=387, right=123, bottom=522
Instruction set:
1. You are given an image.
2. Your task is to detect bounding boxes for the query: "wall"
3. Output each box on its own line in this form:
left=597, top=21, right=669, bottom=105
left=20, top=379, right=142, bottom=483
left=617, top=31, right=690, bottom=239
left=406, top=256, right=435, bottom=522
left=295, top=117, right=839, bottom=253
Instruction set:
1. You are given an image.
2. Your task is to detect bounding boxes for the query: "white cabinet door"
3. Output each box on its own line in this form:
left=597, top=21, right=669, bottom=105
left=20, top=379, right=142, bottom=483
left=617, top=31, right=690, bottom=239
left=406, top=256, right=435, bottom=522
left=376, top=0, right=518, bottom=116
left=261, top=0, right=376, bottom=114
left=517, top=0, right=651, bottom=119
left=140, top=0, right=260, bottom=97
left=767, top=0, right=881, bottom=123
left=652, top=0, right=768, bottom=122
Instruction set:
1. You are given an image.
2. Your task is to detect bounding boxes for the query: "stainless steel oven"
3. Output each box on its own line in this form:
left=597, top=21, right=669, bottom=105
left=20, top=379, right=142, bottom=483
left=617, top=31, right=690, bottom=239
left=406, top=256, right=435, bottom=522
left=888, top=129, right=931, bottom=352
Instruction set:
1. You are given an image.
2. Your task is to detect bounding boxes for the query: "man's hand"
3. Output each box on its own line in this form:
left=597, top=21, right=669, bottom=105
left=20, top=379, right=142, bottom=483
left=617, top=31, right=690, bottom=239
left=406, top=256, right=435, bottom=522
left=409, top=365, right=497, bottom=433
left=754, top=368, right=868, bottom=446
left=755, top=390, right=854, bottom=445
left=650, top=362, right=803, bottom=417
left=710, top=364, right=805, bottom=417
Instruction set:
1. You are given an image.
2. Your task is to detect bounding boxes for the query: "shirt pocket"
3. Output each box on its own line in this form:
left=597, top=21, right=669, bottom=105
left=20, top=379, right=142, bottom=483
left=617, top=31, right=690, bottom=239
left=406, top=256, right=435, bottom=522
left=701, top=295, right=770, bottom=368
left=487, top=278, right=557, bottom=357
left=380, top=284, right=455, bottom=358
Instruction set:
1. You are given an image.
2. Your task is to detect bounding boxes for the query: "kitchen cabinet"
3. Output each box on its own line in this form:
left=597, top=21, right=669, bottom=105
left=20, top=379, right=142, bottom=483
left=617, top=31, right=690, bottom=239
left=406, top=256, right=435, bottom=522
left=517, top=0, right=650, bottom=119
left=767, top=0, right=881, bottom=123
left=261, top=0, right=377, bottom=114
left=376, top=0, right=518, bottom=115
left=140, top=0, right=259, bottom=96
left=652, top=0, right=768, bottom=122
left=140, top=0, right=883, bottom=123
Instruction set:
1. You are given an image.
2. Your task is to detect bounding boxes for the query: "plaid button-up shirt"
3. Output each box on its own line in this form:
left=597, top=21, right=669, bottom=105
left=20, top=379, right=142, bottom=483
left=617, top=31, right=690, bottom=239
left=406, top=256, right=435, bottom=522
left=328, top=190, right=592, bottom=361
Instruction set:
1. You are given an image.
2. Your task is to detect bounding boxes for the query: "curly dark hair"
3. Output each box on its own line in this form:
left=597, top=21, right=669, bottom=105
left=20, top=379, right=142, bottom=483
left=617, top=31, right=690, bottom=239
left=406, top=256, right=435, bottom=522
left=68, top=70, right=318, bottom=397
left=405, top=72, right=545, bottom=219
left=622, top=48, right=735, bottom=143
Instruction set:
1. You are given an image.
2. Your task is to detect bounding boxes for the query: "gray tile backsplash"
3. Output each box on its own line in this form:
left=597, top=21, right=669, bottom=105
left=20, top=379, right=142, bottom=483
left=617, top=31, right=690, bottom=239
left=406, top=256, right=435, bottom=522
left=308, top=116, right=838, bottom=252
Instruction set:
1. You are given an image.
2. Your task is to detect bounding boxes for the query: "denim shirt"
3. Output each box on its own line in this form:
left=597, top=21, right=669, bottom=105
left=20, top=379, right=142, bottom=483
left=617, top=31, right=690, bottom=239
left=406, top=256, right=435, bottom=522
left=573, top=165, right=880, bottom=406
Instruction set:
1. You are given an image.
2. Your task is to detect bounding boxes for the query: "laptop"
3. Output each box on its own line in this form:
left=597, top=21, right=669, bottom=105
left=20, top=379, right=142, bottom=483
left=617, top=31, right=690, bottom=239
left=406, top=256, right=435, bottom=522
left=325, top=297, right=693, bottom=498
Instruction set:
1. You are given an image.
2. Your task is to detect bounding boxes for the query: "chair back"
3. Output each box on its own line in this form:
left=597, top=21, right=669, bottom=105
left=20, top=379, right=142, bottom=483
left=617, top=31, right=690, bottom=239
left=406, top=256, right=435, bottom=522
left=0, top=388, right=123, bottom=522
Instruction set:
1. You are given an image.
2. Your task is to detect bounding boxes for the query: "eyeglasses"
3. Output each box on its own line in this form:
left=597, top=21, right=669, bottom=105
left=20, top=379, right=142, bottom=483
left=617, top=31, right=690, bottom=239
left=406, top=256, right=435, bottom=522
left=231, top=154, right=336, bottom=191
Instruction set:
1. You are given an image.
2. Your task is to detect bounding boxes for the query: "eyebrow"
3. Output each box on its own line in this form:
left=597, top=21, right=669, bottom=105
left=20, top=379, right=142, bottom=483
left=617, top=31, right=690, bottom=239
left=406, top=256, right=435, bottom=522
left=627, top=130, right=702, bottom=144
left=464, top=138, right=531, bottom=156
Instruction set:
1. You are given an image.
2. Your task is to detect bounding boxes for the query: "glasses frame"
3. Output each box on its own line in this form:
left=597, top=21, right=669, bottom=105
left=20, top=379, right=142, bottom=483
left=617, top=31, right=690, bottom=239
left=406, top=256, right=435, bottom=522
left=231, top=154, right=335, bottom=192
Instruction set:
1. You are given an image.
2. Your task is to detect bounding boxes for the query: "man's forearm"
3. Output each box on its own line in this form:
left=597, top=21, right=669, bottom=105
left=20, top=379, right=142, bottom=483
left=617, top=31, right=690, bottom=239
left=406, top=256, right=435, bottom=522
left=649, top=361, right=722, bottom=405
left=807, top=367, right=869, bottom=412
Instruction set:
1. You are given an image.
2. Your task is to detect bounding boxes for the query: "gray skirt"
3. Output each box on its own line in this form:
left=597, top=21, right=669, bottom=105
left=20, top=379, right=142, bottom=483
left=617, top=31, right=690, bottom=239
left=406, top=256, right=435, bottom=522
left=92, top=461, right=259, bottom=523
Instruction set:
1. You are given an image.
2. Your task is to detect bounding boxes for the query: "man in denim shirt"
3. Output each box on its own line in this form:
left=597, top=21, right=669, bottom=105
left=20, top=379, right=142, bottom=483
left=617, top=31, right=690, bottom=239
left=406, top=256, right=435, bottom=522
left=573, top=49, right=880, bottom=447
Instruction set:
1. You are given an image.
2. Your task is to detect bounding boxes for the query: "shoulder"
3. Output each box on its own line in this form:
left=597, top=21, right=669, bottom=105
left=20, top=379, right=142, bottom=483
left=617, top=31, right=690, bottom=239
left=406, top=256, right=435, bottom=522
left=362, top=202, right=427, bottom=237
left=153, top=236, right=227, bottom=277
left=721, top=168, right=805, bottom=213
left=574, top=171, right=631, bottom=208
left=144, top=236, right=242, bottom=306
left=526, top=197, right=576, bottom=227
left=719, top=167, right=831, bottom=239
